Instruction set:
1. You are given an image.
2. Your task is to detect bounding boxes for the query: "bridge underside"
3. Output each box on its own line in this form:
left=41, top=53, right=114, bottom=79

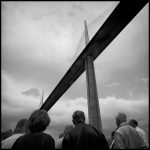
left=40, top=1, right=148, bottom=111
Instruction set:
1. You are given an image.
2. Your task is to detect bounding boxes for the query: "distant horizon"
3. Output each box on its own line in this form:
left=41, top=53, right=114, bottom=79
left=1, top=117, right=149, bottom=142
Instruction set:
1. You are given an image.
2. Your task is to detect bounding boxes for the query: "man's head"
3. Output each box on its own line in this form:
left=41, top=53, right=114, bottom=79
left=128, top=119, right=138, bottom=128
left=116, top=112, right=127, bottom=127
left=72, top=110, right=85, bottom=125
left=28, top=109, right=50, bottom=132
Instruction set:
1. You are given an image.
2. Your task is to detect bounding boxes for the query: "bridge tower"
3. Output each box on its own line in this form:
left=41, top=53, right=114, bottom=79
left=84, top=20, right=102, bottom=131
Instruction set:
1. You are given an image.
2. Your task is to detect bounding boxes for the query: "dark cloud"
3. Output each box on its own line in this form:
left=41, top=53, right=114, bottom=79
left=22, top=88, right=40, bottom=97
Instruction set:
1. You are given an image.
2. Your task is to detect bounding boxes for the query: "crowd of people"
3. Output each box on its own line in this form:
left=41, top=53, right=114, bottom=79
left=1, top=109, right=149, bottom=149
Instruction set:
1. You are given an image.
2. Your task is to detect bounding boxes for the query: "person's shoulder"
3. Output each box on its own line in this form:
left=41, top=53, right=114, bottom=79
left=117, top=122, right=130, bottom=130
left=83, top=123, right=93, bottom=129
left=10, top=133, right=26, bottom=147
left=78, top=123, right=92, bottom=132
left=115, top=124, right=126, bottom=133
left=12, top=133, right=28, bottom=143
left=10, top=133, right=24, bottom=139
left=86, top=124, right=100, bottom=132
left=83, top=124, right=104, bottom=137
left=136, top=127, right=144, bottom=132
left=116, top=123, right=136, bottom=135
left=71, top=123, right=84, bottom=132
left=42, top=132, right=55, bottom=140
left=136, top=127, right=147, bottom=136
left=1, top=135, right=12, bottom=143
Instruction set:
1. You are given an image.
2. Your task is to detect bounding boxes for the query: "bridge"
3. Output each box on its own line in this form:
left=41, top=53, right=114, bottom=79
left=40, top=0, right=148, bottom=131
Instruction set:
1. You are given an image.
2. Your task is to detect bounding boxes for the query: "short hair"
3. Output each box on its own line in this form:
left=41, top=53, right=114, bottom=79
left=13, top=119, right=29, bottom=134
left=28, top=109, right=50, bottom=132
left=128, top=119, right=138, bottom=128
left=72, top=110, right=85, bottom=125
left=116, top=112, right=127, bottom=126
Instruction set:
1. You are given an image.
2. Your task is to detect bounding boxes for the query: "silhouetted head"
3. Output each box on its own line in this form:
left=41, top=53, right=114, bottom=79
left=116, top=112, right=127, bottom=127
left=14, top=119, right=29, bottom=134
left=72, top=110, right=85, bottom=125
left=28, top=109, right=50, bottom=132
left=59, top=133, right=64, bottom=139
left=128, top=119, right=138, bottom=128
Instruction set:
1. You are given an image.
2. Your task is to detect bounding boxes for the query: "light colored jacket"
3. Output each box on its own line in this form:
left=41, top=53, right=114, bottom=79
left=55, top=137, right=64, bottom=149
left=136, top=126, right=149, bottom=147
left=113, top=122, right=145, bottom=149
left=1, top=133, right=24, bottom=149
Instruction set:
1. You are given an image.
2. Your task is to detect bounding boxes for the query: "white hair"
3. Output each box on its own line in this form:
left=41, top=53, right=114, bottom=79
left=116, top=112, right=127, bottom=126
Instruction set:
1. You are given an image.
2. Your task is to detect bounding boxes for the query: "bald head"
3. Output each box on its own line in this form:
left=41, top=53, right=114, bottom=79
left=116, top=112, right=127, bottom=127
left=72, top=110, right=85, bottom=125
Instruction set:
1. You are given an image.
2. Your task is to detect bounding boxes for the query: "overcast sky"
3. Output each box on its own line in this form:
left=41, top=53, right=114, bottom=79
left=1, top=1, right=149, bottom=140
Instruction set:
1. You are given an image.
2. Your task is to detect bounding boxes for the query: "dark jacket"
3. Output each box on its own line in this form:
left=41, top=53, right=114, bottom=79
left=11, top=132, right=55, bottom=150
left=62, top=123, right=109, bottom=150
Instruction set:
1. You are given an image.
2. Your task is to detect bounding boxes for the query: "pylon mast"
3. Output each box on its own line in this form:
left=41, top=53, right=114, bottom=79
left=84, top=20, right=102, bottom=131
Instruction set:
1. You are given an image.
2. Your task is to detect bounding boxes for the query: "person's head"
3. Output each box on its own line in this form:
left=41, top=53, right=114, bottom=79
left=59, top=133, right=64, bottom=139
left=13, top=119, right=29, bottom=134
left=116, top=112, right=127, bottom=127
left=72, top=110, right=85, bottom=125
left=28, top=109, right=50, bottom=132
left=128, top=119, right=138, bottom=128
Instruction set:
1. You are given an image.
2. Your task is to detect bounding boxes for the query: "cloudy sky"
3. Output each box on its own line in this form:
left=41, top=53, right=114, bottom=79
left=1, top=1, right=149, bottom=140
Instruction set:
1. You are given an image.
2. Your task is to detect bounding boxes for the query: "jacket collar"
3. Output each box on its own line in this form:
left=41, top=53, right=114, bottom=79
left=114, top=122, right=129, bottom=133
left=119, top=122, right=128, bottom=128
